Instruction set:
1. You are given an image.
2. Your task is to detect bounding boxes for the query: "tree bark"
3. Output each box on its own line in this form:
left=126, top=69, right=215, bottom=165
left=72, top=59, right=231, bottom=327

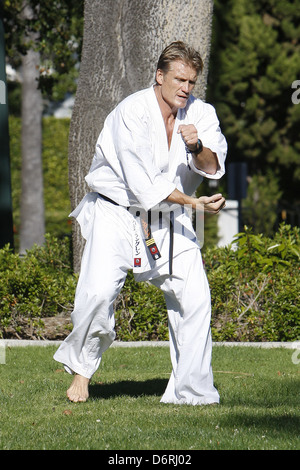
left=69, top=0, right=214, bottom=272
left=19, top=3, right=44, bottom=254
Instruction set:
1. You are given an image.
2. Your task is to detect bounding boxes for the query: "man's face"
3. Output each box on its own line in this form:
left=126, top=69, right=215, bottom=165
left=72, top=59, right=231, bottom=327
left=156, top=60, right=198, bottom=111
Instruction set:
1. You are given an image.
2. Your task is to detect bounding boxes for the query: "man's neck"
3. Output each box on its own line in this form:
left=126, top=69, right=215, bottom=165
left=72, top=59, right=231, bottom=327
left=154, top=85, right=178, bottom=124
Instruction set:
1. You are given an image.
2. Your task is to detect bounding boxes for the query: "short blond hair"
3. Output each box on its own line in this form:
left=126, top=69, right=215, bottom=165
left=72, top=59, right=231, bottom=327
left=156, top=41, right=203, bottom=76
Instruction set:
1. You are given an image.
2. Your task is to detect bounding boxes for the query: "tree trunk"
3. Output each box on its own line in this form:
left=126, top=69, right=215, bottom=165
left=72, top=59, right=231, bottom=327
left=69, top=0, right=214, bottom=272
left=19, top=4, right=44, bottom=254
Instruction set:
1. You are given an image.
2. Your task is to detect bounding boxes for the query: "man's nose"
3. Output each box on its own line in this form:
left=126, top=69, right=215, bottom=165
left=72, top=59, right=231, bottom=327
left=181, top=81, right=189, bottom=94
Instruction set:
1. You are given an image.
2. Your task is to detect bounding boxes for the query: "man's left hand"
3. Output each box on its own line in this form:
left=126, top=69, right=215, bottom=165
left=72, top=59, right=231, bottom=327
left=197, top=194, right=226, bottom=214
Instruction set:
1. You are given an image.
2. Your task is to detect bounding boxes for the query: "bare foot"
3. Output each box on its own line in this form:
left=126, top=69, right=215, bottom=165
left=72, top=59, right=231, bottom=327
left=67, top=374, right=90, bottom=402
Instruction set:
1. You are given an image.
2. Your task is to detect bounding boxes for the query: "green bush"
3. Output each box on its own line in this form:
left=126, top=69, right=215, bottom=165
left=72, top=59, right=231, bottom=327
left=205, top=223, right=300, bottom=342
left=9, top=116, right=72, bottom=250
left=0, top=234, right=77, bottom=339
left=42, top=117, right=72, bottom=238
left=0, top=224, right=298, bottom=342
left=114, top=272, right=168, bottom=341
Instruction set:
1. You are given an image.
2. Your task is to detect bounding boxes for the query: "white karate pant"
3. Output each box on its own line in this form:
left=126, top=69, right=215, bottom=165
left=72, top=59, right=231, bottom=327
left=53, top=199, right=219, bottom=405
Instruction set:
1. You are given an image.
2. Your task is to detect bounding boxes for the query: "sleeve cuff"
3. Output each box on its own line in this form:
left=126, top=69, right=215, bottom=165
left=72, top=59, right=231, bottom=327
left=136, top=179, right=176, bottom=212
left=189, top=148, right=226, bottom=180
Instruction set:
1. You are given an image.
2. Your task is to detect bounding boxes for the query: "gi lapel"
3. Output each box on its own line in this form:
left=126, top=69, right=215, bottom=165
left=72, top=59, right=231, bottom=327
left=145, top=86, right=169, bottom=172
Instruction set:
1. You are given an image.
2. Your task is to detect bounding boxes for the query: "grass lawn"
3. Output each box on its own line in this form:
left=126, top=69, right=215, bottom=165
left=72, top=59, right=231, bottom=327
left=0, top=345, right=299, bottom=451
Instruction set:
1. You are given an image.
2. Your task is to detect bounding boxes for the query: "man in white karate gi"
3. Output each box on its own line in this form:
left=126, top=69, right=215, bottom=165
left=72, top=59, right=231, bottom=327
left=54, top=41, right=227, bottom=405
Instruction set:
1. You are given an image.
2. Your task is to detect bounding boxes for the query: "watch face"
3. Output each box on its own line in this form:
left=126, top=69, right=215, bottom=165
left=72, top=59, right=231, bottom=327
left=185, top=139, right=203, bottom=154
left=196, top=139, right=203, bottom=153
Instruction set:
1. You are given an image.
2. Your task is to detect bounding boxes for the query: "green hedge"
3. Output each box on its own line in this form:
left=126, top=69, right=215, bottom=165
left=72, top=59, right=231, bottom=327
left=9, top=116, right=72, bottom=249
left=0, top=224, right=299, bottom=342
left=206, top=223, right=300, bottom=342
left=0, top=235, right=77, bottom=339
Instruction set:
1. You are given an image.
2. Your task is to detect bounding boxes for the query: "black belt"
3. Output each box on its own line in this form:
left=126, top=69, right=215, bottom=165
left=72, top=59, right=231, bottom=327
left=169, top=211, right=174, bottom=276
left=138, top=210, right=161, bottom=262
left=98, top=193, right=173, bottom=275
left=99, top=193, right=122, bottom=206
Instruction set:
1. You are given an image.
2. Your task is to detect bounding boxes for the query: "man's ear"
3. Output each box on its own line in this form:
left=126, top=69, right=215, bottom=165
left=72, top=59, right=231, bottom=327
left=156, top=69, right=164, bottom=85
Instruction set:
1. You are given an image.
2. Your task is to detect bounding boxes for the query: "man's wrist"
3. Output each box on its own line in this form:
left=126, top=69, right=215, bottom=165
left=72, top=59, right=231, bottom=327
left=186, top=138, right=203, bottom=155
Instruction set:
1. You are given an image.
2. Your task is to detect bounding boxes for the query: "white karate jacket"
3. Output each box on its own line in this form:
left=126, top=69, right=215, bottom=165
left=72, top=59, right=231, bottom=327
left=72, top=85, right=227, bottom=278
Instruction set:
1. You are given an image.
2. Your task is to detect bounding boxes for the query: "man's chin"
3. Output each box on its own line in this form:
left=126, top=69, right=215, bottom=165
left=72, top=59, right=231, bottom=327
left=177, top=97, right=188, bottom=107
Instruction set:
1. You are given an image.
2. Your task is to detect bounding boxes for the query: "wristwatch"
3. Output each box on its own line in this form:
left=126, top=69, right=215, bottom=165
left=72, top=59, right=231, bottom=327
left=186, top=138, right=203, bottom=155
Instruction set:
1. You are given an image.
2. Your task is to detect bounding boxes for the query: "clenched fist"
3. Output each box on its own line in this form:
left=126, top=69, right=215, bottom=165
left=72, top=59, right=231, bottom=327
left=177, top=124, right=198, bottom=151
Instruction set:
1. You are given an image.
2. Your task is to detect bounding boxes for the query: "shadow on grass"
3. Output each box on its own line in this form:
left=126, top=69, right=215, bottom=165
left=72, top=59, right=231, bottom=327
left=89, top=378, right=168, bottom=400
